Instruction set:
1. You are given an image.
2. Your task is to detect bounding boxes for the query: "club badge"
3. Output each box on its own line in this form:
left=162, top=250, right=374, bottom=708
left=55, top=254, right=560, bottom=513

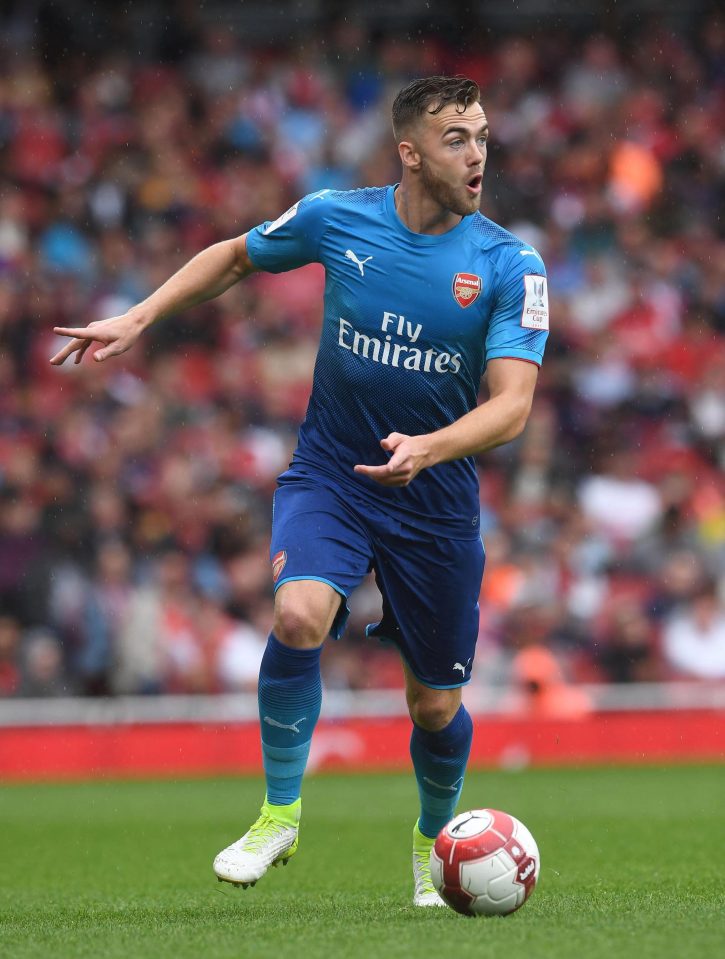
left=272, top=550, right=287, bottom=583
left=452, top=273, right=482, bottom=308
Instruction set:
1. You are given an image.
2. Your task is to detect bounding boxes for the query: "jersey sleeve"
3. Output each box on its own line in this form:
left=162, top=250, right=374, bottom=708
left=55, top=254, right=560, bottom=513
left=245, top=191, right=330, bottom=274
left=485, top=248, right=549, bottom=367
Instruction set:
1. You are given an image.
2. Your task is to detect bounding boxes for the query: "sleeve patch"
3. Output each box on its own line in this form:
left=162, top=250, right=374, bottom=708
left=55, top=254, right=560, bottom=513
left=521, top=274, right=549, bottom=331
left=263, top=202, right=300, bottom=235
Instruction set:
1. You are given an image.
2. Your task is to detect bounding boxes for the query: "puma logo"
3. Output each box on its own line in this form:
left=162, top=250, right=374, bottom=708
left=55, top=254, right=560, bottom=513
left=450, top=817, right=471, bottom=834
left=452, top=659, right=471, bottom=675
left=423, top=776, right=463, bottom=793
left=263, top=715, right=306, bottom=734
left=344, top=249, right=373, bottom=276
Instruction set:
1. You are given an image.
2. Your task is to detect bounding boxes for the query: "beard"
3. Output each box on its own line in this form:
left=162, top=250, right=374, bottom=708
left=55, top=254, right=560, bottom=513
left=420, top=159, right=481, bottom=217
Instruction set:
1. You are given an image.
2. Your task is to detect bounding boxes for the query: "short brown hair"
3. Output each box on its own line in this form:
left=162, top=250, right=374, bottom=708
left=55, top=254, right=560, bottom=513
left=391, top=76, right=481, bottom=141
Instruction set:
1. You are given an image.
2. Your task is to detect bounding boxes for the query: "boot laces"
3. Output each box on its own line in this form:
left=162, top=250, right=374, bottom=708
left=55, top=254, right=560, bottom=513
left=241, top=813, right=288, bottom=852
left=414, top=848, right=436, bottom=893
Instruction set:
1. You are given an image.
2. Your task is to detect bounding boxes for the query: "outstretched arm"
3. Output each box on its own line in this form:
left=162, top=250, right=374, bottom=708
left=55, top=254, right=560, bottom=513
left=50, top=233, right=257, bottom=365
left=354, top=357, right=539, bottom=487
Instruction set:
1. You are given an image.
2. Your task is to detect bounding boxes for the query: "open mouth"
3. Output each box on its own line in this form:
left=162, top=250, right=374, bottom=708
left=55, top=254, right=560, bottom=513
left=466, top=173, right=483, bottom=195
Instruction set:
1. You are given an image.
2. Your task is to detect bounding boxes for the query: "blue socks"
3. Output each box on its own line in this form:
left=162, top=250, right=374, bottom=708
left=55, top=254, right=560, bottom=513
left=258, top=633, right=472, bottom=832
left=410, top=704, right=473, bottom=839
left=257, top=633, right=322, bottom=806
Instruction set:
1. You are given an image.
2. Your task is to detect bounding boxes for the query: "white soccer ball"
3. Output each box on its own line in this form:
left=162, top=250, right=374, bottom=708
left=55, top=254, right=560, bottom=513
left=430, top=808, right=540, bottom=916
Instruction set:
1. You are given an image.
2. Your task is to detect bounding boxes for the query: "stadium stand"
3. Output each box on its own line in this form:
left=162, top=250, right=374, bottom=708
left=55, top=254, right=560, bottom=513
left=0, top=0, right=723, bottom=710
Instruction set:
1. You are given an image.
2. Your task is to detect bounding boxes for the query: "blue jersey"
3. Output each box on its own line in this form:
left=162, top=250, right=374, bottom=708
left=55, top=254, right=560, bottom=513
left=246, top=186, right=549, bottom=539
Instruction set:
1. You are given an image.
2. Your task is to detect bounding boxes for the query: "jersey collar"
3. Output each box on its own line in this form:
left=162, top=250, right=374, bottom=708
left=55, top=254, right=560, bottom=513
left=385, top=185, right=476, bottom=246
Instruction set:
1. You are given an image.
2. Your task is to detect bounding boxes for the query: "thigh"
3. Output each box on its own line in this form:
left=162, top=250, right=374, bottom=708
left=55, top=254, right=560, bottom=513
left=368, top=529, right=485, bottom=689
left=270, top=476, right=373, bottom=639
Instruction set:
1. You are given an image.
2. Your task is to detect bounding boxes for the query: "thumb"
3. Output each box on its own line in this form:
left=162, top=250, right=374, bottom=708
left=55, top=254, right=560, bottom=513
left=94, top=349, right=108, bottom=362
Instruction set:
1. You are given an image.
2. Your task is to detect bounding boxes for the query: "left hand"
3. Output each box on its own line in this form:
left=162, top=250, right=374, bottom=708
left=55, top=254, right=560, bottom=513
left=354, top=432, right=433, bottom=487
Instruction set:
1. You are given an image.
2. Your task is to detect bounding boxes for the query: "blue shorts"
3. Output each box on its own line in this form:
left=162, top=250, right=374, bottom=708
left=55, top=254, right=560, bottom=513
left=270, top=472, right=485, bottom=689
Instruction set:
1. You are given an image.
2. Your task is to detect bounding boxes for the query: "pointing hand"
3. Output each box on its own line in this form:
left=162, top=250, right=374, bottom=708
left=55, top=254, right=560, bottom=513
left=354, top=432, right=433, bottom=487
left=50, top=312, right=145, bottom=366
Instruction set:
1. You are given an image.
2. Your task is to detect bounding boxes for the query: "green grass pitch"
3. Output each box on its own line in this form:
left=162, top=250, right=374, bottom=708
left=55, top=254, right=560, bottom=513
left=1, top=766, right=723, bottom=959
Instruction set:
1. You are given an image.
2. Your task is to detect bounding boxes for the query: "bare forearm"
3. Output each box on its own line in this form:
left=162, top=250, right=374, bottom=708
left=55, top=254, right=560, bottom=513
left=427, top=391, right=533, bottom=465
left=354, top=358, right=539, bottom=488
left=134, top=238, right=252, bottom=329
left=50, top=234, right=256, bottom=366
left=354, top=392, right=532, bottom=487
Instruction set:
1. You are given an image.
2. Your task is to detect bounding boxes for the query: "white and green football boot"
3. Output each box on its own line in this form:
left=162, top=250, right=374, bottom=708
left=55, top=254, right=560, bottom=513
left=213, top=798, right=300, bottom=888
left=412, top=821, right=446, bottom=907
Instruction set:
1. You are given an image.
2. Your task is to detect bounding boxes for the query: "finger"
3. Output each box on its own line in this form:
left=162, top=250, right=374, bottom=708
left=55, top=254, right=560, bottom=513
left=356, top=451, right=411, bottom=476
left=380, top=432, right=405, bottom=452
left=355, top=465, right=411, bottom=487
left=354, top=463, right=392, bottom=478
left=53, top=327, right=100, bottom=340
left=74, top=340, right=92, bottom=365
left=385, top=450, right=410, bottom=472
left=93, top=342, right=123, bottom=362
left=354, top=468, right=406, bottom=488
left=49, top=339, right=83, bottom=365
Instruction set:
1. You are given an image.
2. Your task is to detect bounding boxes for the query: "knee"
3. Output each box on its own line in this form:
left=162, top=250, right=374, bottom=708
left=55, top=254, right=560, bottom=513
left=408, top=693, right=460, bottom=732
left=273, top=601, right=327, bottom=649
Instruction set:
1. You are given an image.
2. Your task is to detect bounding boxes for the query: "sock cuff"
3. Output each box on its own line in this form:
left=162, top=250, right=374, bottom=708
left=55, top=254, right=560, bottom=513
left=412, top=704, right=472, bottom=756
left=264, top=632, right=323, bottom=677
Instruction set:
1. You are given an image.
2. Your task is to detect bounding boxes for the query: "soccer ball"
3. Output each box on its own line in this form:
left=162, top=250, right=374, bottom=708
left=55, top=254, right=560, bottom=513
left=430, top=809, right=540, bottom=916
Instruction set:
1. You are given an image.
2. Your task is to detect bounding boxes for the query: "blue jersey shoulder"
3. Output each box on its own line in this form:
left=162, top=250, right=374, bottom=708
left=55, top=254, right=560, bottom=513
left=470, top=213, right=544, bottom=261
left=247, top=187, right=388, bottom=274
left=316, top=186, right=388, bottom=205
left=304, top=186, right=388, bottom=218
left=468, top=213, right=547, bottom=292
left=291, top=185, right=388, bottom=237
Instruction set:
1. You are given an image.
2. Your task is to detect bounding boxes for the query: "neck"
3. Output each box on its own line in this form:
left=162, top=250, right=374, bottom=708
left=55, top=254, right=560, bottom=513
left=394, top=179, right=463, bottom=235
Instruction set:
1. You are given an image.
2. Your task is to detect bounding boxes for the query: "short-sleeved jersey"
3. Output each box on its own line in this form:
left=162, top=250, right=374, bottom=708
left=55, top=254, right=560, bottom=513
left=246, top=185, right=549, bottom=539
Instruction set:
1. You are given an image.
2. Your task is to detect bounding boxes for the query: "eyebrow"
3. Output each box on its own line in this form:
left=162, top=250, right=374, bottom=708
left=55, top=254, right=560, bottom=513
left=442, top=123, right=489, bottom=138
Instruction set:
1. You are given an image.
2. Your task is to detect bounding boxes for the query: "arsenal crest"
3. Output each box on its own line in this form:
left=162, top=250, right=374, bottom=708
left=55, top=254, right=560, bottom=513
left=272, top=550, right=287, bottom=583
left=452, top=273, right=482, bottom=308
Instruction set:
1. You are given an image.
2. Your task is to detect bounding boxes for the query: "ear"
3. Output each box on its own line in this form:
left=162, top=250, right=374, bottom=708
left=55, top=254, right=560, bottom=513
left=398, top=138, right=422, bottom=171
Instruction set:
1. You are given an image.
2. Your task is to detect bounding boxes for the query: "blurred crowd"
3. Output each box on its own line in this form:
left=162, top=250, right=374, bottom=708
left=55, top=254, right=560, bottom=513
left=1, top=10, right=724, bottom=702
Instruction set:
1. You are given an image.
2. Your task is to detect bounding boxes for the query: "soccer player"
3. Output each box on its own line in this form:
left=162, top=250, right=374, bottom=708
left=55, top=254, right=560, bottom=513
left=50, top=76, right=549, bottom=906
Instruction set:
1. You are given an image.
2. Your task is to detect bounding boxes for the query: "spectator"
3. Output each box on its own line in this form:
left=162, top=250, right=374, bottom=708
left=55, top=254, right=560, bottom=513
left=215, top=605, right=267, bottom=692
left=595, top=597, right=660, bottom=683
left=507, top=645, right=592, bottom=719
left=80, top=541, right=134, bottom=695
left=0, top=615, right=21, bottom=695
left=18, top=629, right=69, bottom=697
left=662, top=585, right=725, bottom=680
left=578, top=452, right=663, bottom=547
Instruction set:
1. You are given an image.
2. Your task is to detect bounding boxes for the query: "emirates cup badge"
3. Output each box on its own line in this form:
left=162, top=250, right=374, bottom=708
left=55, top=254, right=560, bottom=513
left=452, top=273, right=482, bottom=308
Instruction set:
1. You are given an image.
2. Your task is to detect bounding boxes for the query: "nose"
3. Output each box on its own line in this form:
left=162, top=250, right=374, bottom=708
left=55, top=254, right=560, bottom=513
left=467, top=140, right=485, bottom=165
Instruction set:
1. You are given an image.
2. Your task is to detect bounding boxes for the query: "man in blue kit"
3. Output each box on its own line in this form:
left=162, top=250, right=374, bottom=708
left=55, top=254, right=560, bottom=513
left=51, top=76, right=549, bottom=906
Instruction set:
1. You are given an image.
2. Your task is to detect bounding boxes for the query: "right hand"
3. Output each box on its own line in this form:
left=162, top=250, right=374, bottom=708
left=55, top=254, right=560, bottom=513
left=49, top=312, right=146, bottom=366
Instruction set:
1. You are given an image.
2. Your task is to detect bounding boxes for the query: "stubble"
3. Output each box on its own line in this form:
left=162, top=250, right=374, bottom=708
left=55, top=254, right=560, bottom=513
left=420, top=158, right=481, bottom=218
